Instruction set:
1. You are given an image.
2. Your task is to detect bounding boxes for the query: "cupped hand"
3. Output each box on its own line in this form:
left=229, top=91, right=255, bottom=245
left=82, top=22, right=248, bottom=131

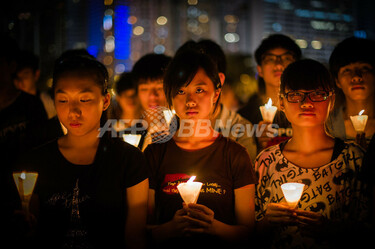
left=170, top=208, right=195, bottom=237
left=264, top=203, right=298, bottom=226
left=294, top=209, right=325, bottom=226
left=182, top=203, right=215, bottom=235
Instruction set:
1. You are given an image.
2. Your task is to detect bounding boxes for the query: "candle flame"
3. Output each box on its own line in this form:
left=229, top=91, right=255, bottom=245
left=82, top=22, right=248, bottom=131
left=265, top=98, right=272, bottom=108
left=187, top=176, right=196, bottom=183
left=359, top=110, right=364, bottom=116
left=20, top=172, right=26, bottom=180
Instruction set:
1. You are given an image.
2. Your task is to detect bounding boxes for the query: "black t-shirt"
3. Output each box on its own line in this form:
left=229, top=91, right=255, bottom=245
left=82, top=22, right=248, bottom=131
left=0, top=91, right=48, bottom=225
left=0, top=91, right=48, bottom=167
left=145, top=135, right=257, bottom=247
left=16, top=135, right=148, bottom=249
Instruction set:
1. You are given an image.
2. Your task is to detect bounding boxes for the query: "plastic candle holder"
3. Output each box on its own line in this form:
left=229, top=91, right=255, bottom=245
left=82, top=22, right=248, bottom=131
left=123, top=134, right=142, bottom=147
left=163, top=109, right=176, bottom=126
left=13, top=171, right=38, bottom=216
left=177, top=176, right=203, bottom=204
left=281, top=182, right=305, bottom=208
left=260, top=98, right=277, bottom=122
left=350, top=110, right=368, bottom=133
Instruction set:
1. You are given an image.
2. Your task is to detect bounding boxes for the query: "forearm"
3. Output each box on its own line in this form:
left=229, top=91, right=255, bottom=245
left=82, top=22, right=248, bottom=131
left=148, top=220, right=179, bottom=243
left=125, top=179, right=149, bottom=249
left=211, top=219, right=252, bottom=242
left=125, top=219, right=147, bottom=249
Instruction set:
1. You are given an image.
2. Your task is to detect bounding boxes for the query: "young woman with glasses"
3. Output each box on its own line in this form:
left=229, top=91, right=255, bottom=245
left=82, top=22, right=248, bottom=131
left=254, top=59, right=369, bottom=249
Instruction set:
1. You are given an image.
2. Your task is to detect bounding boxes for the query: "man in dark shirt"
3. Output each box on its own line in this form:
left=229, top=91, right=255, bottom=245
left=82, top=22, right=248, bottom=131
left=0, top=32, right=48, bottom=244
left=238, top=34, right=301, bottom=152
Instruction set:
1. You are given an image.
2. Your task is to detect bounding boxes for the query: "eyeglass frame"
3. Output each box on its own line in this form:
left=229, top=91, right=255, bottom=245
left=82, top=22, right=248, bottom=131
left=261, top=52, right=296, bottom=65
left=280, top=90, right=334, bottom=103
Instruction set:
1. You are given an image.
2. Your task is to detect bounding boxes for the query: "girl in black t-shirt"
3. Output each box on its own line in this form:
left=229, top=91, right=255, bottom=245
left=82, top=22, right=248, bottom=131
left=145, top=50, right=257, bottom=247
left=16, top=55, right=149, bottom=249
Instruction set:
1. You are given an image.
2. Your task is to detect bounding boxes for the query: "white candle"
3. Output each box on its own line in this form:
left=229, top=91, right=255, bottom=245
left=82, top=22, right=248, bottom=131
left=163, top=109, right=176, bottom=126
left=177, top=176, right=203, bottom=204
left=281, top=182, right=305, bottom=208
left=13, top=172, right=38, bottom=198
left=122, top=134, right=142, bottom=147
left=350, top=110, right=368, bottom=133
left=18, top=172, right=25, bottom=201
left=260, top=98, right=277, bottom=122
left=13, top=172, right=38, bottom=216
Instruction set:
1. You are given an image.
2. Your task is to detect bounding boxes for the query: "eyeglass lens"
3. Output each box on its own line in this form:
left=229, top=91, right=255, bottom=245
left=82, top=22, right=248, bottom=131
left=286, top=91, right=329, bottom=102
left=262, top=53, right=295, bottom=65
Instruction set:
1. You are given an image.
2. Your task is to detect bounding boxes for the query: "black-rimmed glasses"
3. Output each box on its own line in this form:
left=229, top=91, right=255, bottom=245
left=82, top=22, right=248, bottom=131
left=262, top=52, right=295, bottom=65
left=281, top=91, right=333, bottom=103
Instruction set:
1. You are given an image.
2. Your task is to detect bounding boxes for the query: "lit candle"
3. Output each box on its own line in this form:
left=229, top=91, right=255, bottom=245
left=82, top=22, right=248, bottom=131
left=163, top=109, right=176, bottom=126
left=18, top=172, right=25, bottom=201
left=177, top=176, right=203, bottom=204
left=281, top=182, right=305, bottom=208
left=260, top=98, right=278, bottom=122
left=122, top=134, right=142, bottom=147
left=350, top=110, right=368, bottom=133
left=13, top=171, right=38, bottom=216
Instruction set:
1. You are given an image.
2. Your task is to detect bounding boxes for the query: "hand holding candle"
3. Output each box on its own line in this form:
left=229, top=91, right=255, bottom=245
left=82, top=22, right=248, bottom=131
left=177, top=176, right=203, bottom=204
left=350, top=109, right=368, bottom=133
left=281, top=182, right=305, bottom=209
left=260, top=98, right=278, bottom=122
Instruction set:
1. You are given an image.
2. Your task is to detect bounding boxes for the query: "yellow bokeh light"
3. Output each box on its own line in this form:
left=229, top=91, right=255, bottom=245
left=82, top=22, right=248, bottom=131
left=104, top=0, right=113, bottom=6
left=156, top=16, right=168, bottom=25
left=224, top=15, right=239, bottom=24
left=311, top=40, right=322, bottom=50
left=103, top=55, right=113, bottom=66
left=198, top=14, right=209, bottom=23
left=295, top=39, right=308, bottom=49
left=113, top=75, right=120, bottom=83
left=187, top=0, right=198, bottom=5
left=240, top=74, right=251, bottom=85
left=133, top=26, right=144, bottom=36
left=46, top=78, right=53, bottom=88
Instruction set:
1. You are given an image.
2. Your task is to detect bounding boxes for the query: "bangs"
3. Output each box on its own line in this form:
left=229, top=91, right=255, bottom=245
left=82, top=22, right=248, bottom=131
left=52, top=55, right=108, bottom=98
left=329, top=37, right=375, bottom=77
left=281, top=59, right=334, bottom=94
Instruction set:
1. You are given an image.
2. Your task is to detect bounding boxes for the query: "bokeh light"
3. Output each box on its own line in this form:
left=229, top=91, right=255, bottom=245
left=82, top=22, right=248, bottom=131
left=127, top=16, right=137, bottom=25
left=156, top=16, right=168, bottom=25
left=133, top=26, right=144, bottom=35
left=311, top=40, right=322, bottom=49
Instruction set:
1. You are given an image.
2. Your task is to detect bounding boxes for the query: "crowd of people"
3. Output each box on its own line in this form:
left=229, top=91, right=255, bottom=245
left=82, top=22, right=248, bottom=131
left=1, top=30, right=374, bottom=249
